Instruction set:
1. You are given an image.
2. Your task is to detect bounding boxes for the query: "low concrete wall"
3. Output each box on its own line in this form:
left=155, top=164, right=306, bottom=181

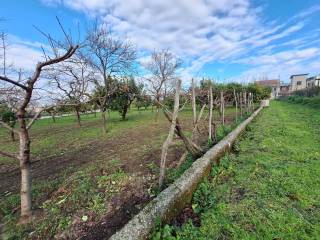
left=110, top=106, right=264, bottom=240
left=261, top=99, right=270, bottom=107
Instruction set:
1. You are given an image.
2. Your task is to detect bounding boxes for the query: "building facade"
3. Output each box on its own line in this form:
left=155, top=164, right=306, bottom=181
left=255, top=79, right=280, bottom=99
left=306, top=75, right=320, bottom=88
left=279, top=83, right=291, bottom=97
left=290, top=74, right=308, bottom=91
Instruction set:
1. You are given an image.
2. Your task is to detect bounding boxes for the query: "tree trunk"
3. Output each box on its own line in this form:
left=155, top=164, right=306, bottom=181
left=155, top=95, right=161, bottom=121
left=51, top=113, right=56, bottom=123
left=10, top=129, right=15, bottom=142
left=208, top=86, right=213, bottom=141
left=233, top=89, right=238, bottom=123
left=18, top=114, right=32, bottom=223
left=159, top=80, right=181, bottom=188
left=101, top=110, right=107, bottom=133
left=122, top=107, right=128, bottom=120
left=75, top=108, right=81, bottom=126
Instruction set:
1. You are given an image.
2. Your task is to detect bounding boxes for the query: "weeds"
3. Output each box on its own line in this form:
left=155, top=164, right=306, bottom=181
left=151, top=101, right=320, bottom=239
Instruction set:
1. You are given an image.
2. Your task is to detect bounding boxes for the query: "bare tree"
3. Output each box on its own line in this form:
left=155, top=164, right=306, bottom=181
left=83, top=23, right=136, bottom=133
left=0, top=25, right=78, bottom=223
left=45, top=106, right=57, bottom=123
left=144, top=49, right=181, bottom=120
left=47, top=57, right=92, bottom=126
left=159, top=79, right=181, bottom=188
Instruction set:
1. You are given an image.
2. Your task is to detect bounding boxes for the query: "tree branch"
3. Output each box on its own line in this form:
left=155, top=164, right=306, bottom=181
left=26, top=109, right=44, bottom=130
left=29, top=45, right=79, bottom=86
left=0, top=150, right=19, bottom=160
left=0, top=76, right=28, bottom=90
left=0, top=120, right=20, bottom=134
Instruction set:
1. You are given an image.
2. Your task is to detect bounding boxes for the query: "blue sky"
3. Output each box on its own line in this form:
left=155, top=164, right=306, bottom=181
left=0, top=0, right=319, bottom=83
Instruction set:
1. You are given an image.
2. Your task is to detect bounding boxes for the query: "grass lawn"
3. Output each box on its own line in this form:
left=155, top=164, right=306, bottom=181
left=152, top=100, right=320, bottom=239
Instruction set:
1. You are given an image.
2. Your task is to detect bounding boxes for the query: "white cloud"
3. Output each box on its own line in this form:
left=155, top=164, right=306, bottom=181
left=31, top=1, right=320, bottom=81
left=4, top=35, right=44, bottom=71
left=236, top=48, right=320, bottom=66
left=234, top=49, right=320, bottom=82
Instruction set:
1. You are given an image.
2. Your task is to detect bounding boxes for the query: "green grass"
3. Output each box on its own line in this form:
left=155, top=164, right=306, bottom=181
left=152, top=101, right=320, bottom=239
left=0, top=108, right=160, bottom=165
left=0, top=106, right=239, bottom=165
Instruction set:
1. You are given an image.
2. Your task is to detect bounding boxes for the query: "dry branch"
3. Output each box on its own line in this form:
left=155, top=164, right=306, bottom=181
left=159, top=79, right=181, bottom=188
left=0, top=150, right=19, bottom=160
left=0, top=120, right=19, bottom=134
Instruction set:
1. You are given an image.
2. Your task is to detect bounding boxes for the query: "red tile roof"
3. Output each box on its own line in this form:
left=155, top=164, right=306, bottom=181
left=255, top=80, right=280, bottom=86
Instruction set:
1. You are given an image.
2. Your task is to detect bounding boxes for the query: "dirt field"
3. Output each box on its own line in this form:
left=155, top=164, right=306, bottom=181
left=0, top=108, right=236, bottom=239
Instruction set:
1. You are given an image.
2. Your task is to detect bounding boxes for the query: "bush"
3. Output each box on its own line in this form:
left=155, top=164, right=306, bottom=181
left=286, top=95, right=320, bottom=108
left=292, top=87, right=320, bottom=97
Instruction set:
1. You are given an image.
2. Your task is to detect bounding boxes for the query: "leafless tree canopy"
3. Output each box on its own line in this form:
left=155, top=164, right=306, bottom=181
left=46, top=57, right=93, bottom=125
left=85, top=24, right=136, bottom=79
left=144, top=49, right=181, bottom=101
left=82, top=23, right=137, bottom=132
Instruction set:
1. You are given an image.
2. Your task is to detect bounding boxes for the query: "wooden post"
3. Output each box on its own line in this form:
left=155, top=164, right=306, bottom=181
left=159, top=79, right=181, bottom=188
left=233, top=88, right=238, bottom=123
left=191, top=78, right=197, bottom=127
left=244, top=91, right=247, bottom=114
left=240, top=92, right=243, bottom=117
left=220, top=91, right=225, bottom=126
left=208, top=85, right=213, bottom=141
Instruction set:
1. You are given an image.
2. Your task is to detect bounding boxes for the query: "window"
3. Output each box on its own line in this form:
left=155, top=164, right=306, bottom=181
left=297, top=81, right=302, bottom=86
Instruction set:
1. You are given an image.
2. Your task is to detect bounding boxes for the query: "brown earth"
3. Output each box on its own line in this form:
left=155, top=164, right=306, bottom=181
left=0, top=111, right=235, bottom=239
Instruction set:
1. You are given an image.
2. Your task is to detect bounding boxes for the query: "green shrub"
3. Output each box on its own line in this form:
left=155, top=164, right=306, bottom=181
left=285, top=95, right=320, bottom=108
left=165, top=154, right=194, bottom=185
left=192, top=180, right=216, bottom=214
